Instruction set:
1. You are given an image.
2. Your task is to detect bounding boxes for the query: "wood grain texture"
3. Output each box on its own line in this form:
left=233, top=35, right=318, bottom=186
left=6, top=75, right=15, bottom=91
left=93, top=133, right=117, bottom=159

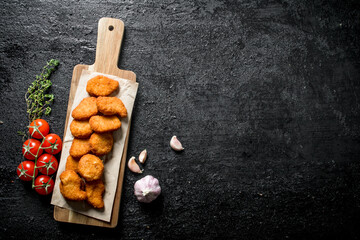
left=53, top=18, right=136, bottom=228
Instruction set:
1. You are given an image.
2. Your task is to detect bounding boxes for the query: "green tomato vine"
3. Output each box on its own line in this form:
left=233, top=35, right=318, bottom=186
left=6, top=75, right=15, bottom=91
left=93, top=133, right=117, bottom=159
left=22, top=124, right=45, bottom=188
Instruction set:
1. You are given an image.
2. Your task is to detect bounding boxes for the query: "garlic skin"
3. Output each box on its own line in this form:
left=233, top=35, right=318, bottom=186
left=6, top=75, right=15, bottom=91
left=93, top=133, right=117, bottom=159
left=139, top=149, right=147, bottom=164
left=170, top=136, right=184, bottom=151
left=127, top=156, right=142, bottom=173
left=134, top=175, right=161, bottom=203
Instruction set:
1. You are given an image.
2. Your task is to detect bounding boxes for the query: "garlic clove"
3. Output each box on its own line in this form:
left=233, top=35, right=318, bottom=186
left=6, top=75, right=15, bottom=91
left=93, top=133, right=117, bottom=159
left=127, top=156, right=142, bottom=173
left=139, top=149, right=147, bottom=164
left=170, top=136, right=184, bottom=151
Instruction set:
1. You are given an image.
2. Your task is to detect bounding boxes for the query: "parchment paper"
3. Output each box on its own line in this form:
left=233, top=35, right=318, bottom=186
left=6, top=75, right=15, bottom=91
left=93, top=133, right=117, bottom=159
left=51, top=69, right=138, bottom=222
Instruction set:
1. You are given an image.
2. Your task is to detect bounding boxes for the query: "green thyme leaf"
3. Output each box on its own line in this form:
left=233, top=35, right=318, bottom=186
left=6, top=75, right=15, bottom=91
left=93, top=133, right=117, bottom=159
left=17, top=130, right=26, bottom=137
left=24, top=59, right=60, bottom=123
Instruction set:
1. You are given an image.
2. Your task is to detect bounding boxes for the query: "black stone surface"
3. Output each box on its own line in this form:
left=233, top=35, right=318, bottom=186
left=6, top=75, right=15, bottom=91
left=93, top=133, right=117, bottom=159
left=1, top=0, right=360, bottom=239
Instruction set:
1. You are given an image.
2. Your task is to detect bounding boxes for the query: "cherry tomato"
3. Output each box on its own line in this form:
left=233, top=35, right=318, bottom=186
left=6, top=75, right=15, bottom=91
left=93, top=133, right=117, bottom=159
left=36, top=153, right=58, bottom=175
left=42, top=134, right=62, bottom=155
left=16, top=161, right=38, bottom=181
left=29, top=119, right=50, bottom=139
left=34, top=175, right=54, bottom=195
left=22, top=139, right=43, bottom=160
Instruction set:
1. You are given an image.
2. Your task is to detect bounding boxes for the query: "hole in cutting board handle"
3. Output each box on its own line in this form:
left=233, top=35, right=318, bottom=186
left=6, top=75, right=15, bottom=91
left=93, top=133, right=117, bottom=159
left=108, top=25, right=114, bottom=31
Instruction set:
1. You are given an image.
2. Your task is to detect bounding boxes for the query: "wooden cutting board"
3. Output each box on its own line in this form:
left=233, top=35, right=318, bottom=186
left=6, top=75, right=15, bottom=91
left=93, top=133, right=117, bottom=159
left=53, top=17, right=136, bottom=228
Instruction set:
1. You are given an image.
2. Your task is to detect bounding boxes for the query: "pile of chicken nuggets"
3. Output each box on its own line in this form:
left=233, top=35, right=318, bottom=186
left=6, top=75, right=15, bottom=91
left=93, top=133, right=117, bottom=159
left=59, top=75, right=127, bottom=209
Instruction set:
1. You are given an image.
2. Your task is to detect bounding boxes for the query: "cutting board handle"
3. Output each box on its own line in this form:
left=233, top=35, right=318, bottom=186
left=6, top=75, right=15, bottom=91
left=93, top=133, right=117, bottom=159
left=92, top=17, right=124, bottom=74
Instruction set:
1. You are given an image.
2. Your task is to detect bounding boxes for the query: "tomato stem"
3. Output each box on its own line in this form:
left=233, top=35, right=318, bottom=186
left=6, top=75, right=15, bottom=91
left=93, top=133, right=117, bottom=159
left=31, top=137, right=46, bottom=189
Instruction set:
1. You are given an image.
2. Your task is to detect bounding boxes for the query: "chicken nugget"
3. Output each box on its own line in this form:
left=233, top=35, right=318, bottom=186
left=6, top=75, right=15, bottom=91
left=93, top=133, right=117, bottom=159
left=90, top=132, right=113, bottom=156
left=86, top=75, right=119, bottom=97
left=96, top=97, right=128, bottom=118
left=65, top=155, right=79, bottom=172
left=60, top=170, right=87, bottom=201
left=71, top=97, right=98, bottom=120
left=69, top=138, right=91, bottom=158
left=89, top=115, right=121, bottom=133
left=86, top=179, right=105, bottom=208
left=78, top=154, right=104, bottom=181
left=70, top=119, right=93, bottom=138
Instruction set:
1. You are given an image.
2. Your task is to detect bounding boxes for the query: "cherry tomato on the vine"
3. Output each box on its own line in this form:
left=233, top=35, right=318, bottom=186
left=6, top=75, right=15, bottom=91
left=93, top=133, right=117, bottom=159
left=22, top=139, right=43, bottom=160
left=42, top=133, right=62, bottom=155
left=29, top=119, right=50, bottom=139
left=36, top=153, right=58, bottom=175
left=16, top=161, right=38, bottom=181
left=34, top=175, right=54, bottom=195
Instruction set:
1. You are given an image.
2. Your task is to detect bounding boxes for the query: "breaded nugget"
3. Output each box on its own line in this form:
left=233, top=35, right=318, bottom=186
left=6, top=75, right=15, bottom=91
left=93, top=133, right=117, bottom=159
left=60, top=170, right=87, bottom=201
left=96, top=97, right=128, bottom=118
left=70, top=119, right=93, bottom=138
left=69, top=138, right=91, bottom=158
left=89, top=115, right=121, bottom=133
left=90, top=132, right=114, bottom=156
left=78, top=154, right=104, bottom=181
left=86, top=75, right=119, bottom=97
left=65, top=155, right=79, bottom=172
left=86, top=179, right=105, bottom=208
left=71, top=97, right=98, bottom=120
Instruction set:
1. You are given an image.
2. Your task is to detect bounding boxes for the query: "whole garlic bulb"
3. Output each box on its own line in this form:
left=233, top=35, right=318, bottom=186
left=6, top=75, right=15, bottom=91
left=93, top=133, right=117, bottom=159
left=134, top=175, right=161, bottom=203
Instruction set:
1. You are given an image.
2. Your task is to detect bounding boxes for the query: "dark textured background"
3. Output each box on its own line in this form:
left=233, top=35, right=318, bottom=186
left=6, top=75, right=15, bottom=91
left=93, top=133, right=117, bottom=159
left=1, top=0, right=360, bottom=239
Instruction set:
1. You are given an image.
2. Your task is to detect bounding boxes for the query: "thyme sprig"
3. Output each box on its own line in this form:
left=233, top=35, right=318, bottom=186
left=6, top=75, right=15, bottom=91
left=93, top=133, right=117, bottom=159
left=25, top=59, right=59, bottom=123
